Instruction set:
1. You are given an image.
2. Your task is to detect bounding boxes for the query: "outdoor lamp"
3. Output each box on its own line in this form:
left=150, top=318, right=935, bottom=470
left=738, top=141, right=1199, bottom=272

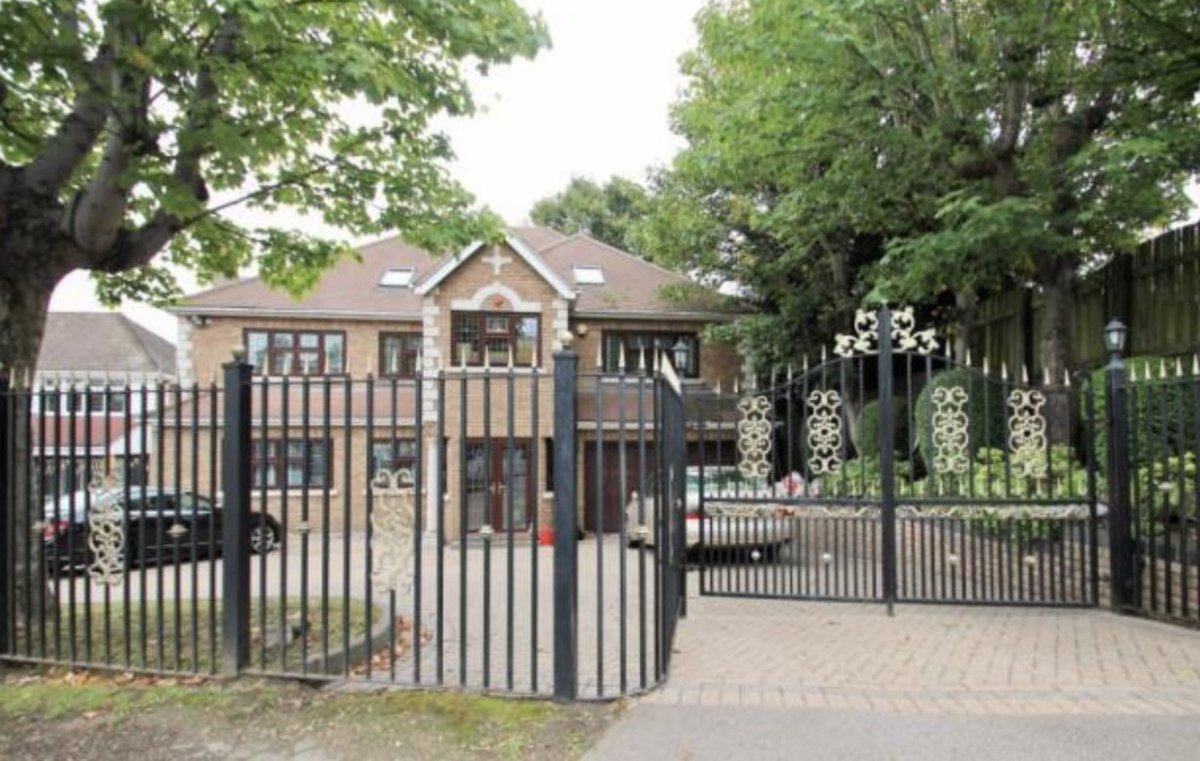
left=1104, top=319, right=1128, bottom=356
left=672, top=338, right=691, bottom=372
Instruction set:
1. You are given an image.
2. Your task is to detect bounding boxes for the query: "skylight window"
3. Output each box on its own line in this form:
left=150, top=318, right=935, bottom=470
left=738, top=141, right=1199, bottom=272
left=573, top=265, right=605, bottom=285
left=380, top=268, right=415, bottom=288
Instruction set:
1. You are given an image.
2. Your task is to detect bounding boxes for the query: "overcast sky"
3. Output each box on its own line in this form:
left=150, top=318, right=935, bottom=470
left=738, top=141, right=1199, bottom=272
left=49, top=0, right=709, bottom=340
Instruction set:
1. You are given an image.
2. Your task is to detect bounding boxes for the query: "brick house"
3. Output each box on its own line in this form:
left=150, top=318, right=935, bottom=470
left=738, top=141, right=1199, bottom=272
left=34, top=312, right=177, bottom=497
left=166, top=227, right=741, bottom=536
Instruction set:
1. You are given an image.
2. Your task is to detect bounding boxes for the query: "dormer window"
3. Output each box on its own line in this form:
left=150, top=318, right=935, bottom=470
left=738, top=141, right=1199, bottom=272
left=572, top=265, right=605, bottom=285
left=380, top=267, right=415, bottom=287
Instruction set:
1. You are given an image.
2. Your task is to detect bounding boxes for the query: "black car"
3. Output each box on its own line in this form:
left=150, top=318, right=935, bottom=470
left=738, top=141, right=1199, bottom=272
left=42, top=488, right=281, bottom=575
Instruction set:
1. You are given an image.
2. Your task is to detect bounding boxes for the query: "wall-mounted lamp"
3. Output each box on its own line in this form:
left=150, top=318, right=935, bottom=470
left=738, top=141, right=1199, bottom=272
left=576, top=323, right=589, bottom=338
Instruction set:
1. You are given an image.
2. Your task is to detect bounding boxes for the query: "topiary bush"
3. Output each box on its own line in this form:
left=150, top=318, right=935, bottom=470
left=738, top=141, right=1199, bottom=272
left=914, top=368, right=1007, bottom=472
left=1088, top=357, right=1198, bottom=474
left=853, top=397, right=909, bottom=459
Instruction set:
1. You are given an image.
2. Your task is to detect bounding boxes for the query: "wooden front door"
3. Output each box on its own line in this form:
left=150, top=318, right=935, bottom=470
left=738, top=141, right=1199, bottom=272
left=463, top=440, right=532, bottom=532
left=583, top=442, right=644, bottom=534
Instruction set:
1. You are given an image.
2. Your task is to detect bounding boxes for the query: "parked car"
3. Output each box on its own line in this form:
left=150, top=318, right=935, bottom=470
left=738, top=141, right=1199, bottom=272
left=625, top=466, right=794, bottom=560
left=42, top=488, right=281, bottom=575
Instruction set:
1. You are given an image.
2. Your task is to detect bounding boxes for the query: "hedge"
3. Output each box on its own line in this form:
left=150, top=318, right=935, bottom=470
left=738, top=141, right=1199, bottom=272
left=1088, top=357, right=1197, bottom=473
left=852, top=397, right=909, bottom=459
left=914, top=367, right=1007, bottom=471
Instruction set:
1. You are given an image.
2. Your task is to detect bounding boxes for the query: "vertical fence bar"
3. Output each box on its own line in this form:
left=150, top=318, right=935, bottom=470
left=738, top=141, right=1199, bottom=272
left=221, top=353, right=253, bottom=675
left=1105, top=343, right=1137, bottom=611
left=553, top=347, right=578, bottom=702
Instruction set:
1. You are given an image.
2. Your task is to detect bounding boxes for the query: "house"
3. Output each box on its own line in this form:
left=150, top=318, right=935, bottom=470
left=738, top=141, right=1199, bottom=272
left=34, top=312, right=177, bottom=496
left=167, top=227, right=741, bottom=536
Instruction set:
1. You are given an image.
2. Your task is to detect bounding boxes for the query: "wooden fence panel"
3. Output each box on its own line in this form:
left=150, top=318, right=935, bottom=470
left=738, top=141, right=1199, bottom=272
left=961, top=221, right=1200, bottom=370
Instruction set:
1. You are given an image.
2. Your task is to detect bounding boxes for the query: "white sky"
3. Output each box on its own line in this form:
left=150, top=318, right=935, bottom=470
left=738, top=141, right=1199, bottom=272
left=49, top=0, right=708, bottom=340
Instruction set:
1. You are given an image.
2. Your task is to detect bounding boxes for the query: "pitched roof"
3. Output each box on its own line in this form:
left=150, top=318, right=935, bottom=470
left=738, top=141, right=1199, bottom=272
left=173, top=226, right=733, bottom=320
left=413, top=233, right=574, bottom=300
left=537, top=234, right=719, bottom=316
left=38, top=313, right=176, bottom=376
left=511, top=225, right=567, bottom=251
left=175, top=237, right=436, bottom=319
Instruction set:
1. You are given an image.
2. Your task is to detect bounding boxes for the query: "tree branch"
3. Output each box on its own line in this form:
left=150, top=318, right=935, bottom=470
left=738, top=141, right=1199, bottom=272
left=21, top=53, right=111, bottom=197
left=92, top=14, right=242, bottom=273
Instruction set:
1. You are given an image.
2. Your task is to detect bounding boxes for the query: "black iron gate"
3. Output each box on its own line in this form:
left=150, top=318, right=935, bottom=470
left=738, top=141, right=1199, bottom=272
left=692, top=308, right=1102, bottom=608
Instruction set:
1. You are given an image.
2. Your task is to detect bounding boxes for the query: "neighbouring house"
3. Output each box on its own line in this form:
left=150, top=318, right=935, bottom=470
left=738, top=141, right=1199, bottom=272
left=34, top=311, right=177, bottom=497
left=166, top=227, right=742, bottom=536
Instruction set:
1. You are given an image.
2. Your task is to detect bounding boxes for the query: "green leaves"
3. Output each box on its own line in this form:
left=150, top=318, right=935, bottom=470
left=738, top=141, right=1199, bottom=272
left=640, top=0, right=1200, bottom=369
left=2, top=0, right=547, bottom=308
left=530, top=176, right=655, bottom=257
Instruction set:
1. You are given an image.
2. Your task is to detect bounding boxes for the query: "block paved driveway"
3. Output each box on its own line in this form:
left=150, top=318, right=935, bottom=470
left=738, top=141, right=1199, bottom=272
left=588, top=592, right=1200, bottom=760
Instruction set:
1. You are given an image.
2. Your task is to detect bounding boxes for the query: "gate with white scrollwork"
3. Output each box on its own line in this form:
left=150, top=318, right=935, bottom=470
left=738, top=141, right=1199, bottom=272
left=689, top=308, right=1102, bottom=608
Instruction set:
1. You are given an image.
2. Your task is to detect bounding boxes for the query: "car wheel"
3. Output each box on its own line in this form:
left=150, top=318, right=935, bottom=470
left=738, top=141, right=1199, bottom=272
left=250, top=523, right=279, bottom=554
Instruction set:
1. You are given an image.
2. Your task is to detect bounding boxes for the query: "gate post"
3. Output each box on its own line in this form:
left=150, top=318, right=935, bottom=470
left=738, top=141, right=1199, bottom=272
left=221, top=350, right=253, bottom=675
left=552, top=343, right=579, bottom=702
left=876, top=309, right=897, bottom=612
left=1103, top=321, right=1137, bottom=612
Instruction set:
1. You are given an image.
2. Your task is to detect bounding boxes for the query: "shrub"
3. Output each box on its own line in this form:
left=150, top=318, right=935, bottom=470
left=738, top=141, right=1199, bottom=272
left=1088, top=357, right=1198, bottom=474
left=821, top=455, right=894, bottom=498
left=1133, top=451, right=1196, bottom=535
left=853, top=397, right=909, bottom=459
left=914, top=368, right=1007, bottom=472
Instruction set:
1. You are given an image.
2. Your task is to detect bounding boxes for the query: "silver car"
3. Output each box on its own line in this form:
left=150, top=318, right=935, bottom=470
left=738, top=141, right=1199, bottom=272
left=625, top=467, right=795, bottom=559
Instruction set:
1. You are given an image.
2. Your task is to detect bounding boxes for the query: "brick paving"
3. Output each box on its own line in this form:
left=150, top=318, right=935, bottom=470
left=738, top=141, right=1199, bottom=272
left=645, top=593, right=1200, bottom=715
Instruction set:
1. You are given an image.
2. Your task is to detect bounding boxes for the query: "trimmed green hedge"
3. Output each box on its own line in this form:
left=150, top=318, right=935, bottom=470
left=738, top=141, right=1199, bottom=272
left=914, top=368, right=1007, bottom=471
left=853, top=397, right=909, bottom=459
left=1088, top=357, right=1198, bottom=473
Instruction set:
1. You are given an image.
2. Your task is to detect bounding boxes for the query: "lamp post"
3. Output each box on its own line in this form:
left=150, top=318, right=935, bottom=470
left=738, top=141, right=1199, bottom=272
left=1102, top=317, right=1136, bottom=611
left=1104, top=319, right=1128, bottom=369
left=671, top=338, right=691, bottom=375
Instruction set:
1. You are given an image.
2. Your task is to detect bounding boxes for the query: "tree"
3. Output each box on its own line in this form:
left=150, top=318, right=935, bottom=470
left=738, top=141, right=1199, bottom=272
left=530, top=175, right=652, bottom=255
left=642, top=0, right=1200, bottom=377
left=0, top=0, right=546, bottom=649
left=635, top=1, right=946, bottom=365
left=0, top=0, right=548, bottom=376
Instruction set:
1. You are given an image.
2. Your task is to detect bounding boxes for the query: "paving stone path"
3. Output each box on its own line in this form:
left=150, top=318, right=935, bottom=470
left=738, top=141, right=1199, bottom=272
left=644, top=595, right=1200, bottom=715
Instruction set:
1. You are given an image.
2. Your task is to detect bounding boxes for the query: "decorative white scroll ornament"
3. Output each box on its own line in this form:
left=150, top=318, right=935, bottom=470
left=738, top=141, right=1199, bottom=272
left=737, top=395, right=773, bottom=480
left=370, top=468, right=417, bottom=597
left=1008, top=389, right=1048, bottom=479
left=931, top=385, right=970, bottom=475
left=806, top=389, right=843, bottom=475
left=86, top=473, right=125, bottom=586
left=833, top=307, right=939, bottom=357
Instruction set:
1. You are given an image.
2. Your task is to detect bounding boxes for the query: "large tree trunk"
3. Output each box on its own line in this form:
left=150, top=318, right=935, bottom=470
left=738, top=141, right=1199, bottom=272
left=1, top=198, right=74, bottom=658
left=953, top=289, right=979, bottom=363
left=1038, top=257, right=1075, bottom=388
left=1038, top=256, right=1076, bottom=444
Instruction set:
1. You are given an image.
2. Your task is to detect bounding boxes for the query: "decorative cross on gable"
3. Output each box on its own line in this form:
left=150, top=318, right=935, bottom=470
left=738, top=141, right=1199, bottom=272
left=483, top=248, right=513, bottom=276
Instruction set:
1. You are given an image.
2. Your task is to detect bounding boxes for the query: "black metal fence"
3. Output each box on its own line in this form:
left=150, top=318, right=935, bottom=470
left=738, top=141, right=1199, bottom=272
left=1107, top=356, right=1200, bottom=625
left=0, top=349, right=688, bottom=701
left=691, top=308, right=1102, bottom=608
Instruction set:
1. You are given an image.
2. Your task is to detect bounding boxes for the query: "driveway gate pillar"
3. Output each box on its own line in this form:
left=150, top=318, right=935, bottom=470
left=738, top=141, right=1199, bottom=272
left=876, top=309, right=897, bottom=613
left=1103, top=327, right=1137, bottom=611
left=552, top=346, right=579, bottom=702
left=221, top=351, right=253, bottom=675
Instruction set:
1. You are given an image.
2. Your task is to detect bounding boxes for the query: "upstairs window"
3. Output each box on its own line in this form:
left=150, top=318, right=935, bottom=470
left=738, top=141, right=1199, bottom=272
left=246, top=330, right=345, bottom=376
left=602, top=331, right=700, bottom=378
left=379, top=268, right=415, bottom=287
left=451, top=311, right=540, bottom=367
left=380, top=332, right=421, bottom=378
left=252, top=439, right=330, bottom=489
left=572, top=265, right=606, bottom=285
